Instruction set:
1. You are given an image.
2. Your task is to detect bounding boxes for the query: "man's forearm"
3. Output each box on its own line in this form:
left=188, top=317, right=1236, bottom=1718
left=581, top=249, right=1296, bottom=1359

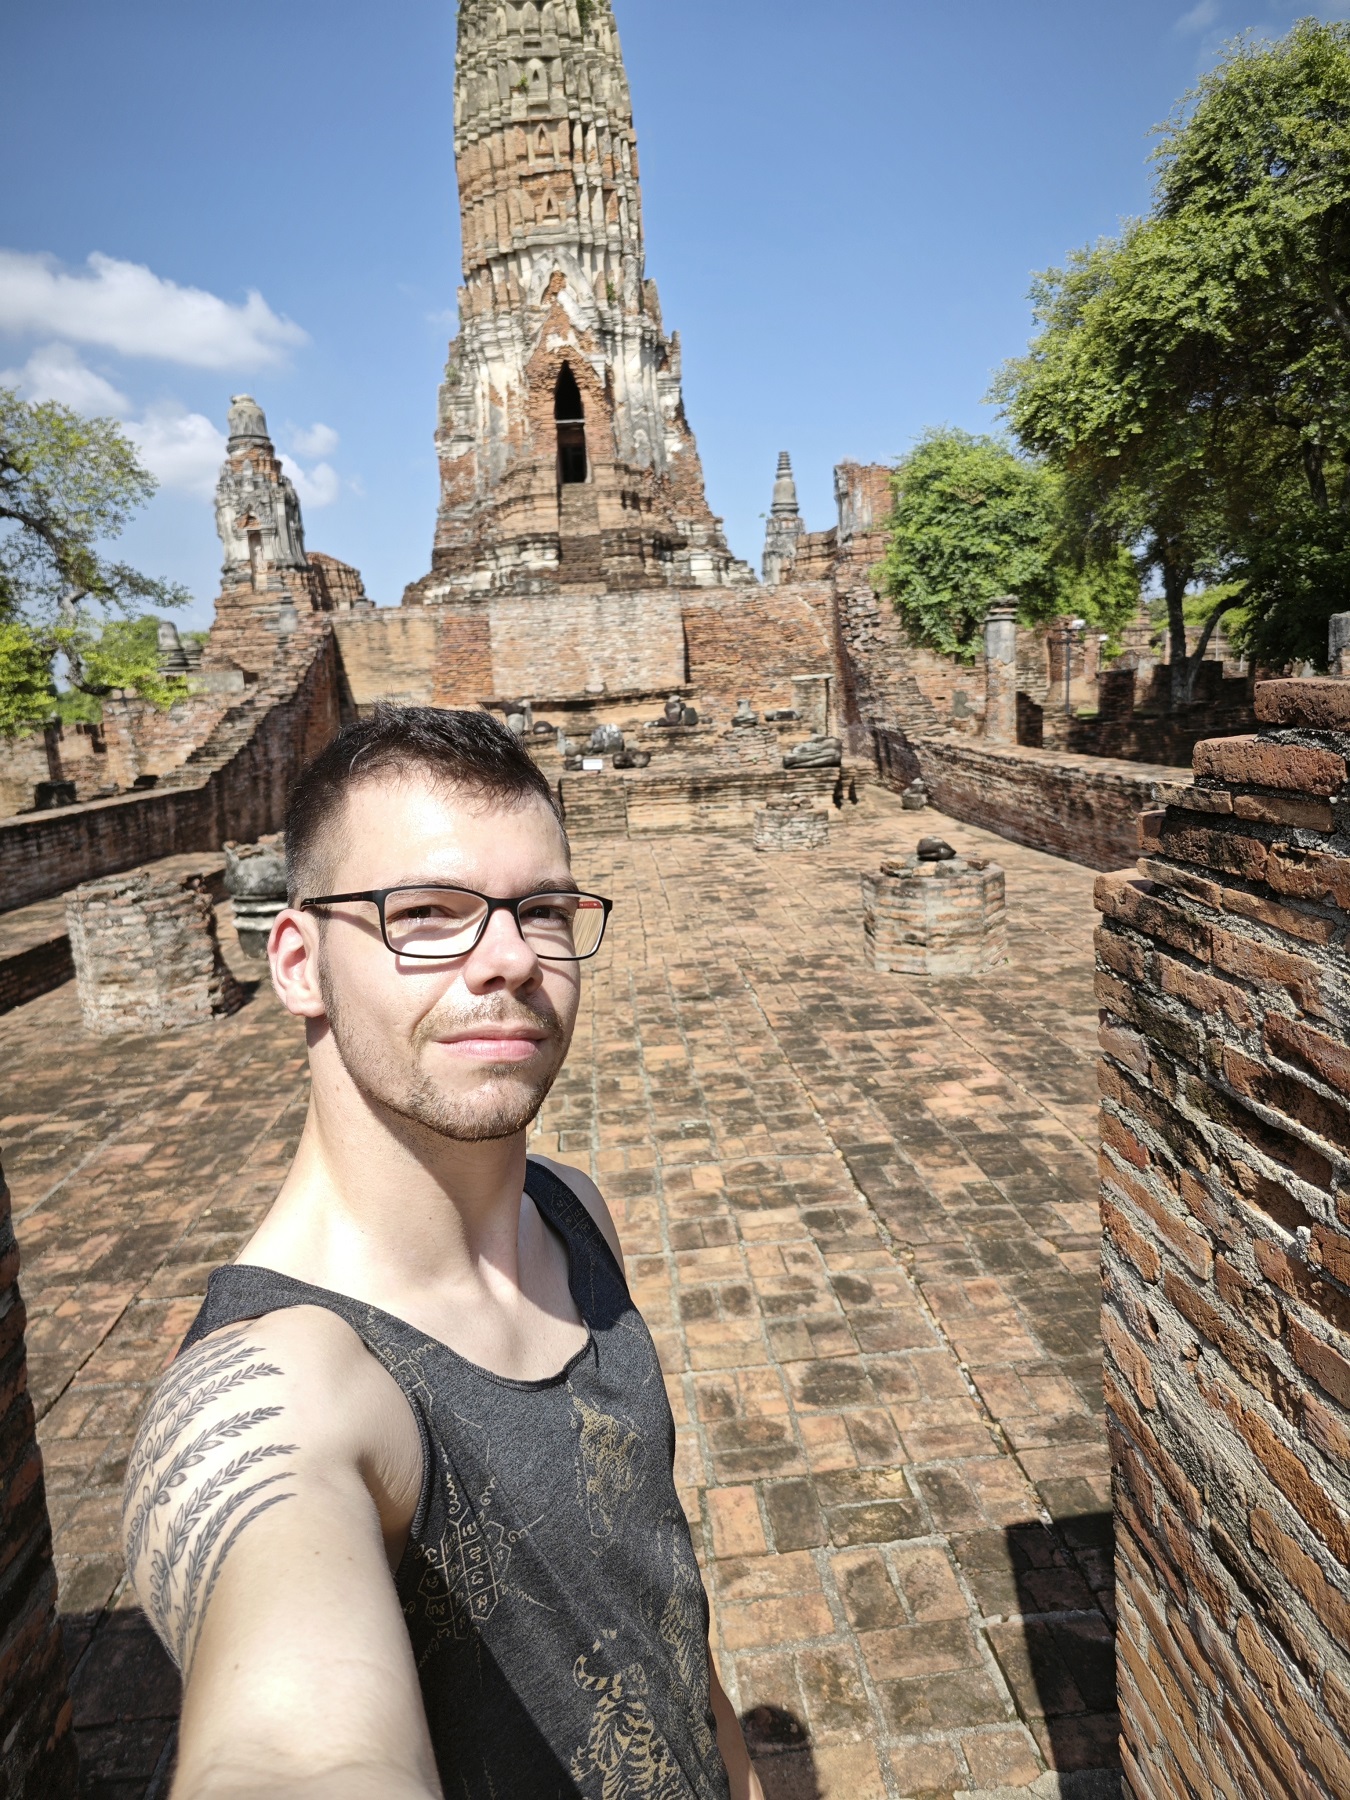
left=176, top=1763, right=441, bottom=1800
left=709, top=1661, right=765, bottom=1800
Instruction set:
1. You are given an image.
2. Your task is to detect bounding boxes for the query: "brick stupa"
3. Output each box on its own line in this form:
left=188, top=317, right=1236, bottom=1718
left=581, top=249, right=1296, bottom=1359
left=407, top=0, right=751, bottom=608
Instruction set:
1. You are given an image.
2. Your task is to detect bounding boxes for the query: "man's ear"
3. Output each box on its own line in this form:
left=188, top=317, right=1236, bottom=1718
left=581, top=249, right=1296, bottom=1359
left=269, top=908, right=327, bottom=1019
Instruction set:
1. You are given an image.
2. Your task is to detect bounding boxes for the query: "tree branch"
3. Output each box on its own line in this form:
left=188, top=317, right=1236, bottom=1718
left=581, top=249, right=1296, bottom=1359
left=1190, top=593, right=1244, bottom=670
left=1315, top=266, right=1350, bottom=357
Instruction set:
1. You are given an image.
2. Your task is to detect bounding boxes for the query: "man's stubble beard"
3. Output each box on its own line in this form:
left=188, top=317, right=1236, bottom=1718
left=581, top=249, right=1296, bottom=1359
left=319, top=965, right=574, bottom=1145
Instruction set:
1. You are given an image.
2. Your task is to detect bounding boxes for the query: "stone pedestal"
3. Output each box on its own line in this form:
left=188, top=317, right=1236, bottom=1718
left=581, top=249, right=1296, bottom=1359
left=791, top=674, right=832, bottom=738
left=983, top=599, right=1018, bottom=746
left=753, top=796, right=829, bottom=853
left=67, top=865, right=244, bottom=1035
left=861, top=843, right=1006, bottom=975
left=224, top=834, right=287, bottom=959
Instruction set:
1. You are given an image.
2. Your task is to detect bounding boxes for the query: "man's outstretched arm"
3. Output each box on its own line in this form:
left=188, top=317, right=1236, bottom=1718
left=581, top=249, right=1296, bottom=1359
left=122, top=1309, right=437, bottom=1800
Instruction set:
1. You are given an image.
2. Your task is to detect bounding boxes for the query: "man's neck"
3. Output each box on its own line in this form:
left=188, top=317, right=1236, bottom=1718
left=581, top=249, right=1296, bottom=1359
left=240, top=1073, right=532, bottom=1310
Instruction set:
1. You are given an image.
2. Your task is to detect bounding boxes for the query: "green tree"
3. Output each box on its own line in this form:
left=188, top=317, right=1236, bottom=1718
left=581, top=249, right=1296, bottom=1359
left=872, top=427, right=1138, bottom=661
left=0, top=386, right=189, bottom=735
left=995, top=19, right=1350, bottom=694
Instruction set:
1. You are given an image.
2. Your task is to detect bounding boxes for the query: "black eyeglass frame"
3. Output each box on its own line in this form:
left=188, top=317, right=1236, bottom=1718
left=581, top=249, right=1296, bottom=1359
left=299, top=885, right=614, bottom=961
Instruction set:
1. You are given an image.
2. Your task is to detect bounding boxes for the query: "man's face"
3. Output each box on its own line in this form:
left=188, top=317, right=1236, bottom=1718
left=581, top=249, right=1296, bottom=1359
left=291, top=775, right=582, bottom=1144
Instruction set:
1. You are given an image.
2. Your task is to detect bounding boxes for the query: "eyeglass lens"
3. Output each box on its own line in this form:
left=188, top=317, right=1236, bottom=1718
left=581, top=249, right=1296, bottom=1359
left=382, top=889, right=606, bottom=959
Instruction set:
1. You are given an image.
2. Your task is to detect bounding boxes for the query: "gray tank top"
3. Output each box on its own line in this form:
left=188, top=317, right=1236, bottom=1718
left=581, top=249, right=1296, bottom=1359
left=180, top=1158, right=729, bottom=1800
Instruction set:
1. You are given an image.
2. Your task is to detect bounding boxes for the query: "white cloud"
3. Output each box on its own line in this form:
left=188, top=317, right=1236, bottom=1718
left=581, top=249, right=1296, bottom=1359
left=0, top=249, right=308, bottom=370
left=288, top=421, right=339, bottom=458
left=0, top=342, right=130, bottom=414
left=1176, top=0, right=1221, bottom=32
left=126, top=403, right=227, bottom=498
left=281, top=455, right=341, bottom=509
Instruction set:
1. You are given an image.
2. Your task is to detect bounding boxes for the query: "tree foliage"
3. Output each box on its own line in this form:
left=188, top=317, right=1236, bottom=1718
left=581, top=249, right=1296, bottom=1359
left=993, top=18, right=1350, bottom=696
left=872, top=427, right=1138, bottom=661
left=0, top=387, right=189, bottom=736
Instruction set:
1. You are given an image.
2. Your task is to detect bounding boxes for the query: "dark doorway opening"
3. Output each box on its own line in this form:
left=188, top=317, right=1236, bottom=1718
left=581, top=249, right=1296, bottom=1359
left=555, top=364, right=587, bottom=484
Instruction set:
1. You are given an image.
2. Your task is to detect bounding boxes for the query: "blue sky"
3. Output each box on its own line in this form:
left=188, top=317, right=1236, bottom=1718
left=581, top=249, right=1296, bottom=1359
left=1, top=0, right=1343, bottom=627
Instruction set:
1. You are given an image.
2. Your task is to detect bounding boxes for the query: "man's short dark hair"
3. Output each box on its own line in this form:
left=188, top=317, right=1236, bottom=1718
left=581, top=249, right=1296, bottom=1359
left=284, top=705, right=562, bottom=901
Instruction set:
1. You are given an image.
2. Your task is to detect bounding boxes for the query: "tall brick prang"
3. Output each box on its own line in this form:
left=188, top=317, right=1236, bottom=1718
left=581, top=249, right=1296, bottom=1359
left=412, top=0, right=751, bottom=601
left=0, top=1150, right=77, bottom=1798
left=1095, top=676, right=1350, bottom=1799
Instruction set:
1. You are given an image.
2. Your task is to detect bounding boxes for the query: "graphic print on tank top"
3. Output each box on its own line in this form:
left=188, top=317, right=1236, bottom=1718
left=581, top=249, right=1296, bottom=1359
left=179, top=1159, right=729, bottom=1800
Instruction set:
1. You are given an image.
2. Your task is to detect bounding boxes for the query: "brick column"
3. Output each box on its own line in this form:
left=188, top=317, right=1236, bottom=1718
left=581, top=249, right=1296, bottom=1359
left=983, top=598, right=1018, bottom=745
left=1095, top=676, right=1350, bottom=1798
left=0, top=1151, right=78, bottom=1797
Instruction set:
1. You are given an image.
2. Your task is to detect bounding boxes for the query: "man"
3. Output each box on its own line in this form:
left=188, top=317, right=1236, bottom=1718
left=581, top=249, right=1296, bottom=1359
left=123, top=706, right=763, bottom=1800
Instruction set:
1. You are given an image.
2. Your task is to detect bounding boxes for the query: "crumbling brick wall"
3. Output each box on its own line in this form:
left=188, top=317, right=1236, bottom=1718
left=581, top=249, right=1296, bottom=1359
left=0, top=1150, right=78, bottom=1797
left=878, top=730, right=1175, bottom=872
left=0, top=630, right=341, bottom=915
left=1095, top=676, right=1350, bottom=1799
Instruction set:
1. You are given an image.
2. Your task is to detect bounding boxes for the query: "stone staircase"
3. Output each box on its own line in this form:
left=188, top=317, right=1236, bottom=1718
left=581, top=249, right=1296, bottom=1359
left=156, top=624, right=331, bottom=794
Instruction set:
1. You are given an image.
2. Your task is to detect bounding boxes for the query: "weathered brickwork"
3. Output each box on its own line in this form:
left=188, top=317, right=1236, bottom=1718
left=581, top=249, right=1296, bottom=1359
left=0, top=628, right=341, bottom=915
left=414, top=0, right=750, bottom=602
left=878, top=729, right=1176, bottom=873
left=0, top=724, right=112, bottom=821
left=0, top=904, right=73, bottom=1017
left=861, top=851, right=1006, bottom=976
left=67, top=856, right=242, bottom=1036
left=0, top=1149, right=77, bottom=1799
left=1095, top=676, right=1350, bottom=1800
left=752, top=797, right=829, bottom=853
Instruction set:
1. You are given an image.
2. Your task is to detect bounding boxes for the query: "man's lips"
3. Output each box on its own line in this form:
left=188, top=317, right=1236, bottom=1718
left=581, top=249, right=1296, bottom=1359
left=434, top=1031, right=548, bottom=1062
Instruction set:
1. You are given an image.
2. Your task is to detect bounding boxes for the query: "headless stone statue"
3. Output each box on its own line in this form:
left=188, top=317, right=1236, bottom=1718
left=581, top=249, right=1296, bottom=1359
left=783, top=731, right=843, bottom=770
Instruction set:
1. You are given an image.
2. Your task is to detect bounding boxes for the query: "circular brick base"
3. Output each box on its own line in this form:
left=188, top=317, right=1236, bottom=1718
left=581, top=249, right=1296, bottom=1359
left=753, top=797, right=829, bottom=853
left=861, top=852, right=1006, bottom=975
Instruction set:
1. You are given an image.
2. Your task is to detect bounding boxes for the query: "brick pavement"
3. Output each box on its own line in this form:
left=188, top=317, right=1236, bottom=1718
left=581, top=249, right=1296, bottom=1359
left=0, top=791, right=1118, bottom=1798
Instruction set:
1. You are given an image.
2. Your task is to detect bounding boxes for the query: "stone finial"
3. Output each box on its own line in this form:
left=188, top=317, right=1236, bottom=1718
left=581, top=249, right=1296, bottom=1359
left=214, top=394, right=308, bottom=581
left=771, top=452, right=800, bottom=518
left=226, top=394, right=270, bottom=447
left=1330, top=610, right=1350, bottom=677
left=763, top=451, right=806, bottom=586
left=156, top=617, right=189, bottom=675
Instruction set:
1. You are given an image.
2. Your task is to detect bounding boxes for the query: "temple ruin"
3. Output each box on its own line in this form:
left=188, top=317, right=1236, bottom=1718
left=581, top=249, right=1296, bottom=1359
left=4, top=5, right=1350, bottom=1796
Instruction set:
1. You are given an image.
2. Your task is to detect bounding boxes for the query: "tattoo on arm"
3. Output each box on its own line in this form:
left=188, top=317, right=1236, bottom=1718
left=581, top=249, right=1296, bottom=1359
left=123, top=1327, right=298, bottom=1670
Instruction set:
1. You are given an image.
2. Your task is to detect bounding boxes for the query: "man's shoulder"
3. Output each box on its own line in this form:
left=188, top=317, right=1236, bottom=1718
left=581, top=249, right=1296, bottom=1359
left=122, top=1305, right=413, bottom=1666
left=529, top=1154, right=626, bottom=1274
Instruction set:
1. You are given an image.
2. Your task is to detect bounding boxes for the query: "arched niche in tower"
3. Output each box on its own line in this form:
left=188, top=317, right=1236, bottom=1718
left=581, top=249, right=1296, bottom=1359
left=554, top=364, right=587, bottom=485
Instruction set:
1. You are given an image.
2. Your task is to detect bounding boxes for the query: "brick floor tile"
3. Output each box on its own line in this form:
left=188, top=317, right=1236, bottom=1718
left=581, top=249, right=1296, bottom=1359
left=878, top=1667, right=1011, bottom=1733
left=960, top=1724, right=1046, bottom=1788
left=858, top=1620, right=983, bottom=1683
left=707, top=1485, right=769, bottom=1559
left=764, top=1479, right=827, bottom=1552
left=884, top=1736, right=966, bottom=1797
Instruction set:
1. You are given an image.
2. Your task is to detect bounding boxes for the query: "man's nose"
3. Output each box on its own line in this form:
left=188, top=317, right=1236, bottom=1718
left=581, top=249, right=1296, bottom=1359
left=463, top=903, right=540, bottom=986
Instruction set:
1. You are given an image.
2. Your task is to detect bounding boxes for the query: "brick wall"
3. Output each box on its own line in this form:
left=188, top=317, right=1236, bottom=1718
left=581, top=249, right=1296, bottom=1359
left=489, top=590, right=687, bottom=700
left=0, top=632, right=340, bottom=914
left=0, top=934, right=73, bottom=1017
left=332, top=609, right=444, bottom=708
left=0, top=1150, right=78, bottom=1797
left=1095, top=677, right=1350, bottom=1799
left=877, top=730, right=1176, bottom=872
left=0, top=730, right=51, bottom=818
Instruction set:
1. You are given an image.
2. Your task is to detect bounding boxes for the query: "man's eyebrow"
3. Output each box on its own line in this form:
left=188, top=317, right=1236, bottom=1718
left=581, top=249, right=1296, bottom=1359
left=386, top=876, right=581, bottom=895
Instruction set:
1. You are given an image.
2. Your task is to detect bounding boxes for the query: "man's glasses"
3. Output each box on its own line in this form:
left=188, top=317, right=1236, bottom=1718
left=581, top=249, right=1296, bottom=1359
left=299, top=886, right=613, bottom=962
